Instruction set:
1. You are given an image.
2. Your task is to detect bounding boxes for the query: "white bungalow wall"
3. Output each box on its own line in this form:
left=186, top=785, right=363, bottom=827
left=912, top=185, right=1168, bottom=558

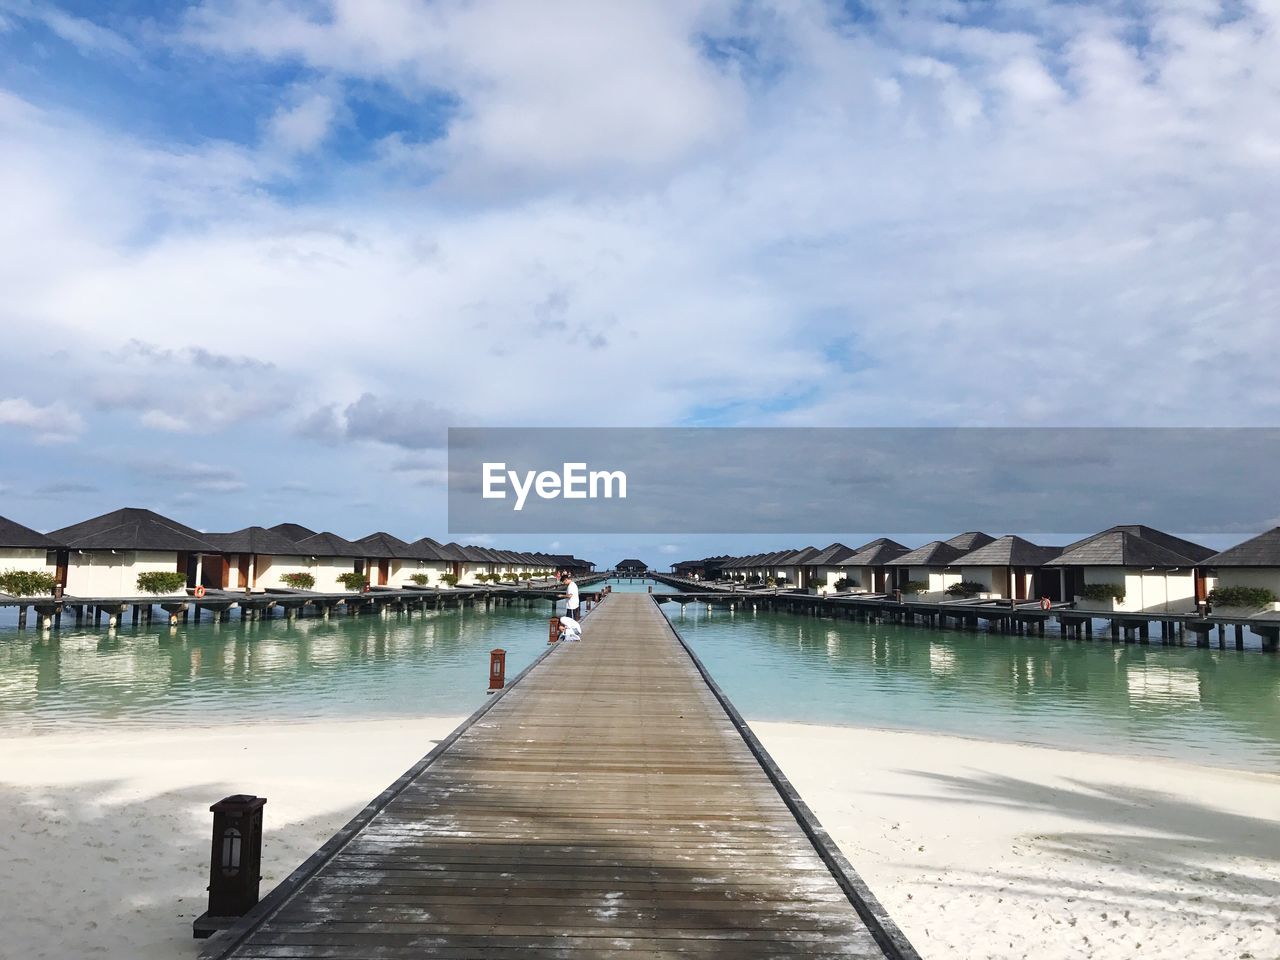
left=387, top=560, right=450, bottom=587
left=909, top=567, right=962, bottom=601
left=1211, top=568, right=1279, bottom=597
left=64, top=550, right=183, bottom=597
left=0, top=548, right=54, bottom=575
left=1079, top=566, right=1199, bottom=613
left=958, top=566, right=1036, bottom=600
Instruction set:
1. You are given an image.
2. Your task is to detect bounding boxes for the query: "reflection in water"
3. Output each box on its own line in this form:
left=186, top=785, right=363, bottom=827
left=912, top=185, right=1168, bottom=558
left=669, top=601, right=1280, bottom=772
left=0, top=604, right=554, bottom=734
left=2, top=578, right=1279, bottom=772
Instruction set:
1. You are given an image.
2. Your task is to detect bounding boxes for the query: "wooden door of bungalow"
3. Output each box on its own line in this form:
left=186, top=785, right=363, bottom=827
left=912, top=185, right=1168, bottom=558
left=237, top=555, right=250, bottom=589
left=378, top=559, right=390, bottom=586
left=201, top=555, right=226, bottom=589
left=874, top=569, right=886, bottom=592
left=1013, top=567, right=1028, bottom=601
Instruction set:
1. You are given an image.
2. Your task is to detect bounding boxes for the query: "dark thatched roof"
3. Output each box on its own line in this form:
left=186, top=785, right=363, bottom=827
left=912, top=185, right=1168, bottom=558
left=48, top=508, right=215, bottom=552
left=355, top=532, right=413, bottom=559
left=617, top=559, right=648, bottom=570
left=954, top=535, right=1062, bottom=567
left=204, top=526, right=307, bottom=555
left=436, top=542, right=470, bottom=562
left=0, top=516, right=57, bottom=549
left=886, top=540, right=965, bottom=567
left=803, top=543, right=856, bottom=566
left=270, top=522, right=319, bottom=543
left=839, top=539, right=909, bottom=566
left=1206, top=528, right=1280, bottom=566
left=407, top=538, right=450, bottom=562
left=1059, top=525, right=1213, bottom=564
left=291, top=531, right=362, bottom=558
left=1044, top=531, right=1199, bottom=568
left=944, top=531, right=996, bottom=552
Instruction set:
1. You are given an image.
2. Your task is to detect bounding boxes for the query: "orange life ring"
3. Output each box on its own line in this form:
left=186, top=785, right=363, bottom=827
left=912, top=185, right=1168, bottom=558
left=194, top=585, right=206, bottom=599
left=1039, top=597, right=1051, bottom=610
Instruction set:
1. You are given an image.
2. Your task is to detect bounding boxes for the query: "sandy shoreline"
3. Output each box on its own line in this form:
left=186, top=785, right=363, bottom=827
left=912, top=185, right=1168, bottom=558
left=2, top=717, right=1276, bottom=959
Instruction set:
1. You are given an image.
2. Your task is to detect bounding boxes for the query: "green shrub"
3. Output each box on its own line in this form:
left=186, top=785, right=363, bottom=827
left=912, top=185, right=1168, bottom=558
left=503, top=571, right=519, bottom=581
left=337, top=572, right=369, bottom=591
left=1208, top=585, right=1277, bottom=608
left=280, top=572, right=316, bottom=590
left=441, top=573, right=460, bottom=588
left=945, top=580, right=987, bottom=598
left=1079, top=582, right=1125, bottom=602
left=834, top=577, right=851, bottom=591
left=136, top=571, right=188, bottom=595
left=0, top=569, right=57, bottom=597
left=899, top=580, right=929, bottom=595
left=745, top=573, right=761, bottom=584
left=409, top=573, right=430, bottom=586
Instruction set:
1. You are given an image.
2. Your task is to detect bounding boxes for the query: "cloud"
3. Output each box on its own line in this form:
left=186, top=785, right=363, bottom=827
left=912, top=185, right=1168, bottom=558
left=266, top=90, right=340, bottom=154
left=138, top=461, right=248, bottom=494
left=0, top=396, right=84, bottom=443
left=32, top=480, right=99, bottom=498
left=0, top=0, right=1277, bottom=541
left=301, top=393, right=452, bottom=450
left=658, top=543, right=681, bottom=554
left=2, top=1, right=139, bottom=62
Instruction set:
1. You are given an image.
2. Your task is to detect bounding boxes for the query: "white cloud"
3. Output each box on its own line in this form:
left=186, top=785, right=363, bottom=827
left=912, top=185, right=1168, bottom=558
left=266, top=90, right=339, bottom=154
left=0, top=0, right=1277, bottom=455
left=0, top=397, right=84, bottom=443
left=0, top=1, right=139, bottom=62
left=186, top=0, right=746, bottom=187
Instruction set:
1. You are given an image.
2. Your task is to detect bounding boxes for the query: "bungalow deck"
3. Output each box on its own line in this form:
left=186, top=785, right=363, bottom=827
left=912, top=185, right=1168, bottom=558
left=201, top=592, right=916, bottom=960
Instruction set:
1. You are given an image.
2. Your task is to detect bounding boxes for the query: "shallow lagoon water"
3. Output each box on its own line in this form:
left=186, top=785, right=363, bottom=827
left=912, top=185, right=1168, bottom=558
left=2, top=578, right=1278, bottom=771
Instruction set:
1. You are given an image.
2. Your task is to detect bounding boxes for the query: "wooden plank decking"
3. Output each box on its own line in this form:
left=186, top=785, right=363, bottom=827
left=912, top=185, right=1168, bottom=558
left=205, top=592, right=917, bottom=959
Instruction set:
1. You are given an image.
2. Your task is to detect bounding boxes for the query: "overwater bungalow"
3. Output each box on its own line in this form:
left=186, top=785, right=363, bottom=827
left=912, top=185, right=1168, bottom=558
left=0, top=516, right=58, bottom=592
left=1043, top=525, right=1214, bottom=614
left=616, top=559, right=649, bottom=575
left=47, top=507, right=215, bottom=597
left=801, top=543, right=856, bottom=592
left=776, top=546, right=821, bottom=588
left=885, top=540, right=968, bottom=600
left=201, top=525, right=312, bottom=592
left=1202, top=528, right=1280, bottom=611
left=836, top=538, right=909, bottom=593
left=269, top=522, right=319, bottom=542
left=951, top=535, right=1063, bottom=601
left=943, top=531, right=996, bottom=553
left=353, top=532, right=430, bottom=587
left=278, top=530, right=366, bottom=592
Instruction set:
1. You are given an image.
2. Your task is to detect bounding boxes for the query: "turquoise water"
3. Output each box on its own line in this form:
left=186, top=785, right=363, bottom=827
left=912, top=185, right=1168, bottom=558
left=0, top=603, right=555, bottom=734
left=665, top=598, right=1280, bottom=771
left=1, top=577, right=1278, bottom=771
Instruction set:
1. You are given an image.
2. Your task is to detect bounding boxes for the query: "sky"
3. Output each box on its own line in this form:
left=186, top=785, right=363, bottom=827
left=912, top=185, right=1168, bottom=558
left=0, top=0, right=1277, bottom=568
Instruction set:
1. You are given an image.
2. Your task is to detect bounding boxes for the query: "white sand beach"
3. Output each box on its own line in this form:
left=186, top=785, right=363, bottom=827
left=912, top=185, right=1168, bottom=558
left=1, top=717, right=1276, bottom=960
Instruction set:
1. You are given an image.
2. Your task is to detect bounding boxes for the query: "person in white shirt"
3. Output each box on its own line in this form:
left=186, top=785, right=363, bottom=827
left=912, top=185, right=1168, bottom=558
left=559, top=573, right=580, bottom=622
left=559, top=615, right=582, bottom=643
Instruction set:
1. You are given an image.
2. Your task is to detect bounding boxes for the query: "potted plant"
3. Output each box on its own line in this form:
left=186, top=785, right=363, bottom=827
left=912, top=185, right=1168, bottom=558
left=441, top=572, right=460, bottom=588
left=945, top=580, right=986, bottom=599
left=337, top=572, right=369, bottom=592
left=833, top=577, right=851, bottom=593
left=1076, top=582, right=1126, bottom=612
left=899, top=580, right=929, bottom=597
left=1207, top=585, right=1278, bottom=618
left=136, top=571, right=188, bottom=595
left=409, top=573, right=431, bottom=586
left=0, top=569, right=57, bottom=597
left=280, top=572, right=316, bottom=590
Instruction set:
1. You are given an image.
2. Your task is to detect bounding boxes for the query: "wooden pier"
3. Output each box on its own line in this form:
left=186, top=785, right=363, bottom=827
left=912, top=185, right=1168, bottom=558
left=647, top=574, right=1280, bottom=653
left=202, top=592, right=916, bottom=960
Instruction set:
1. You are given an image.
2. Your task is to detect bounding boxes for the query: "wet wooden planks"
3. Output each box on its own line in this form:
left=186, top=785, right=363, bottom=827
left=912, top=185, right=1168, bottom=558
left=207, top=592, right=909, bottom=960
